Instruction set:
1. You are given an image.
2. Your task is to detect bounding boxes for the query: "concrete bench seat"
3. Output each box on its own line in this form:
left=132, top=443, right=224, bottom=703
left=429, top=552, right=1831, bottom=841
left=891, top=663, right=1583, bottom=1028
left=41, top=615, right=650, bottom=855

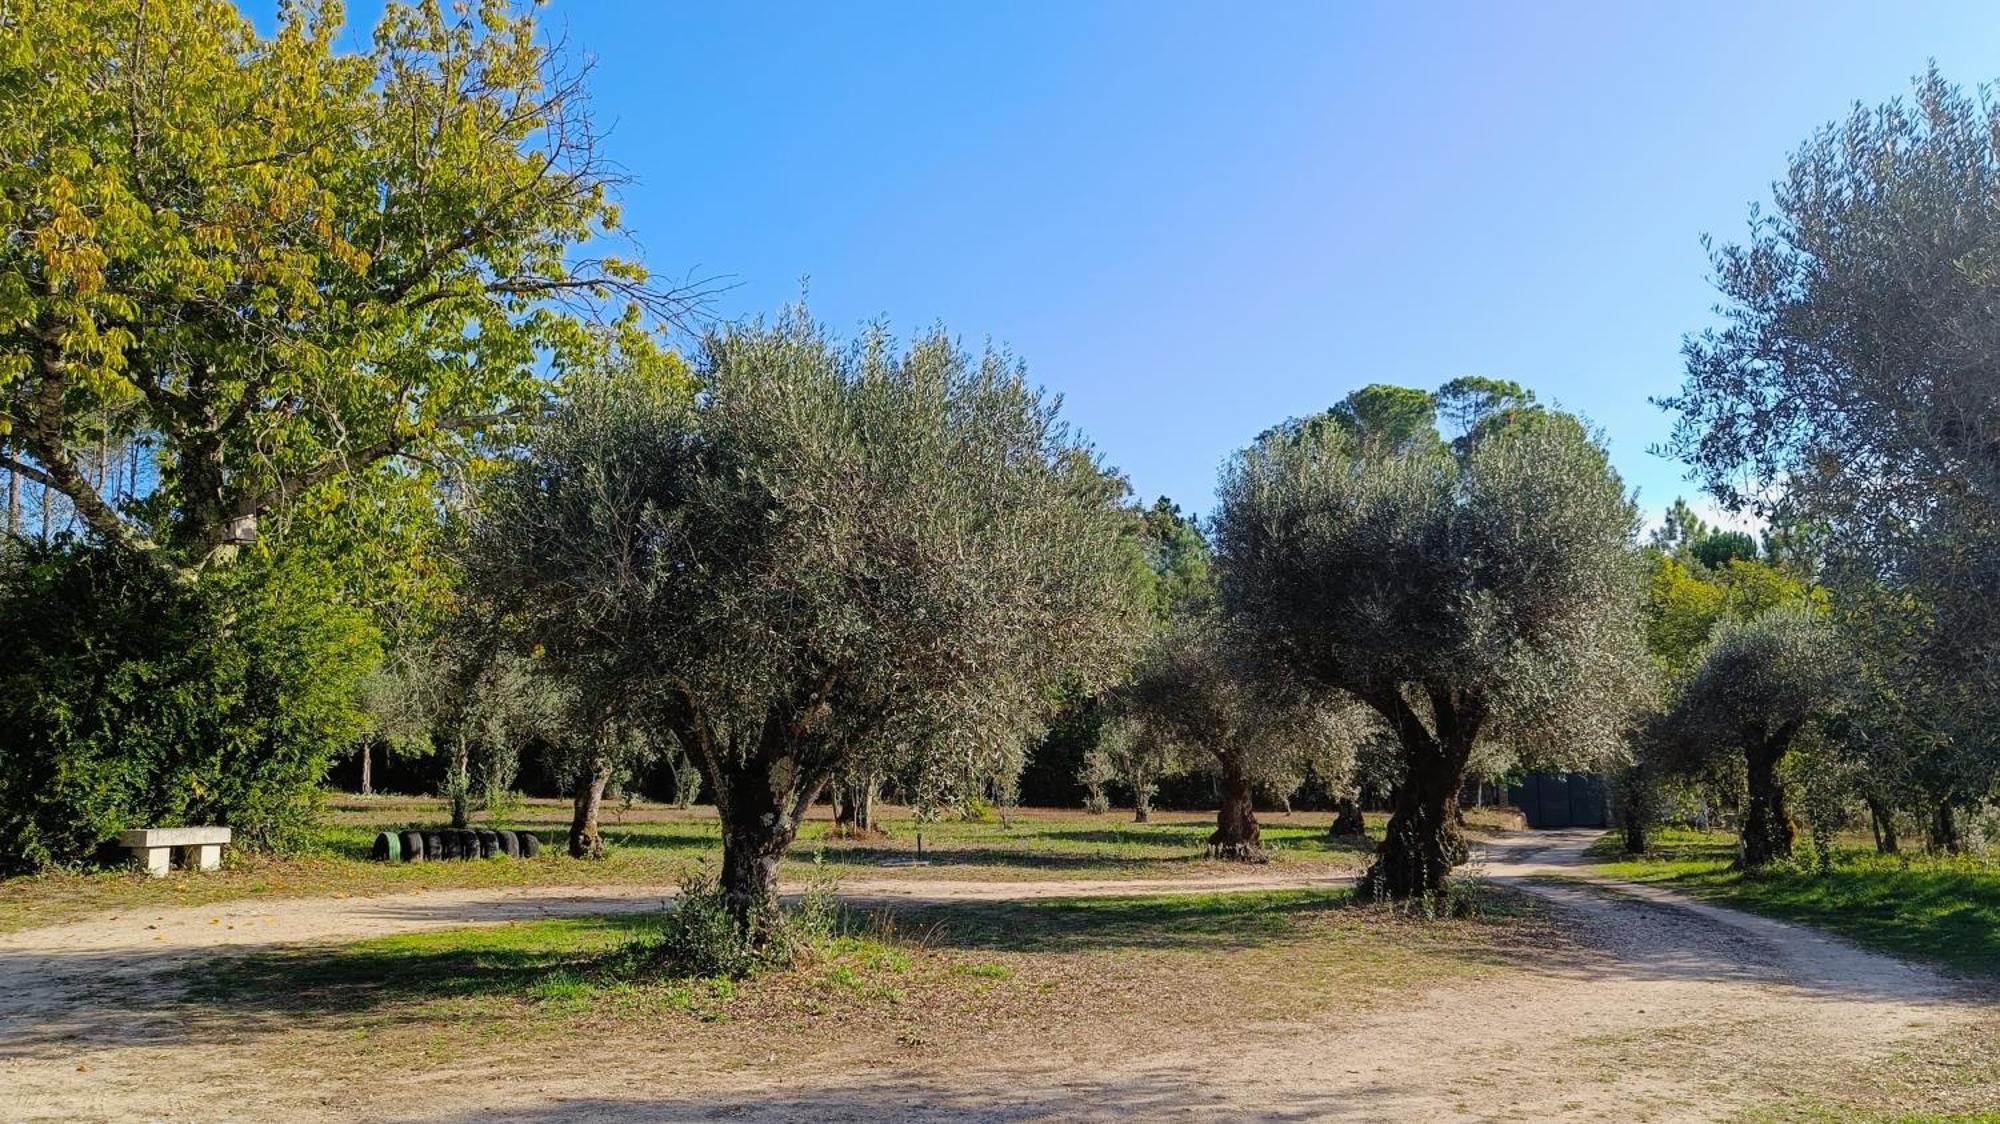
left=118, top=827, right=232, bottom=877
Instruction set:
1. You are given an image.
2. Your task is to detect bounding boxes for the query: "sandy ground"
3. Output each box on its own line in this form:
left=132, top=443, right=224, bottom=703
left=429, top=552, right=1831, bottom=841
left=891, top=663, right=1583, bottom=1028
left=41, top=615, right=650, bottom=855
left=1, top=831, right=1991, bottom=1122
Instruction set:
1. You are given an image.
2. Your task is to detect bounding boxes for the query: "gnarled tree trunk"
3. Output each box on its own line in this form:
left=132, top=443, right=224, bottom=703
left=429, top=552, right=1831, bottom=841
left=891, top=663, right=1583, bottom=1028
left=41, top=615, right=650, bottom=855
left=714, top=752, right=824, bottom=938
left=1208, top=753, right=1263, bottom=860
left=1361, top=687, right=1477, bottom=902
left=1739, top=733, right=1795, bottom=869
left=1328, top=796, right=1368, bottom=839
left=568, top=752, right=611, bottom=858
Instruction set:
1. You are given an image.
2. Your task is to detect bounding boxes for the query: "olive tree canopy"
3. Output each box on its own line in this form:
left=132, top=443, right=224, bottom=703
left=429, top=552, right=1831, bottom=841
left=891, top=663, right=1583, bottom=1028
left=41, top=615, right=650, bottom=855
left=1215, top=390, right=1648, bottom=899
left=1116, top=619, right=1355, bottom=859
left=1657, top=609, right=1846, bottom=868
left=472, top=309, right=1143, bottom=927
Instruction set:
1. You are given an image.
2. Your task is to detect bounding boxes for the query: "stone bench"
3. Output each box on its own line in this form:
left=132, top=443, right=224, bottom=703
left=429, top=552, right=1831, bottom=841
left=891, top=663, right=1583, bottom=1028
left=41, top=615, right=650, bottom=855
left=118, top=827, right=232, bottom=877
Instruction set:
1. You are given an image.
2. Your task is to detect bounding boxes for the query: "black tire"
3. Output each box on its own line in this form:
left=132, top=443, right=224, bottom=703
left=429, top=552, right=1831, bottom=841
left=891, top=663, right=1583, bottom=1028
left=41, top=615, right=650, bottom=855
left=401, top=830, right=426, bottom=863
left=517, top=830, right=541, bottom=859
left=475, top=829, right=499, bottom=859
left=455, top=829, right=479, bottom=860
left=496, top=830, right=519, bottom=858
left=371, top=831, right=400, bottom=863
left=425, top=829, right=447, bottom=861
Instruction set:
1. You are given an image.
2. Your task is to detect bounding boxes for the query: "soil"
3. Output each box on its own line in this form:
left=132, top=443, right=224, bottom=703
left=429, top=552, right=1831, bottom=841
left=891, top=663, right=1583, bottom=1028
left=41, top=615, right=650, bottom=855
left=3, top=830, right=1991, bottom=1122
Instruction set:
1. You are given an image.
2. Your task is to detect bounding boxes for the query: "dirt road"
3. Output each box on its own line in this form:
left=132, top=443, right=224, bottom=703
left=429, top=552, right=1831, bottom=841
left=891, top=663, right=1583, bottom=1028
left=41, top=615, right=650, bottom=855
left=2, top=832, right=1989, bottom=1122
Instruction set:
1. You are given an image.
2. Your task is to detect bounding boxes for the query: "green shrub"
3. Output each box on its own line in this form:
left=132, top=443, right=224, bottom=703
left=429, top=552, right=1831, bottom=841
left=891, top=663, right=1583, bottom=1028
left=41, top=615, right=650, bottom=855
left=0, top=542, right=377, bottom=872
left=632, top=866, right=842, bottom=980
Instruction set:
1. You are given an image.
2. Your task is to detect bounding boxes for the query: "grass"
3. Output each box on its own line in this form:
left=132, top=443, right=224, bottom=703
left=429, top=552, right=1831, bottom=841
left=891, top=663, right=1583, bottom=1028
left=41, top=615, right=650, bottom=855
left=1584, top=827, right=2000, bottom=977
left=0, top=796, right=1391, bottom=933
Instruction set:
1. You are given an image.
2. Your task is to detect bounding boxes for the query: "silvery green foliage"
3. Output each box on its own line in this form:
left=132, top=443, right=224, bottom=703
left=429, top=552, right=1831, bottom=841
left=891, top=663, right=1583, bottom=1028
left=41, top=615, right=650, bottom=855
left=1663, top=69, right=2000, bottom=773
left=473, top=306, right=1143, bottom=831
left=1660, top=609, right=1847, bottom=773
left=464, top=332, right=696, bottom=733
left=1215, top=408, right=1651, bottom=775
left=1659, top=607, right=1849, bottom=865
left=1079, top=715, right=1179, bottom=816
left=1117, top=619, right=1355, bottom=799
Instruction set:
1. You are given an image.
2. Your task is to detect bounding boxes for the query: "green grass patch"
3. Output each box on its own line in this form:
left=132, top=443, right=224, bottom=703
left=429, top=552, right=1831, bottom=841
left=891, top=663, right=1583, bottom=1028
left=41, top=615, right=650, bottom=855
left=1586, top=828, right=2000, bottom=977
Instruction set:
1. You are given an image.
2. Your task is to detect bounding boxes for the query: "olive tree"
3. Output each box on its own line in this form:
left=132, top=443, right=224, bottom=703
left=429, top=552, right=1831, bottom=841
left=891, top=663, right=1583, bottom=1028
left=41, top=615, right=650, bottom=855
left=1658, top=610, right=1845, bottom=868
left=473, top=309, right=1140, bottom=929
left=1081, top=715, right=1187, bottom=823
left=1215, top=392, right=1648, bottom=899
left=1663, top=70, right=2000, bottom=817
left=1118, top=621, right=1350, bottom=859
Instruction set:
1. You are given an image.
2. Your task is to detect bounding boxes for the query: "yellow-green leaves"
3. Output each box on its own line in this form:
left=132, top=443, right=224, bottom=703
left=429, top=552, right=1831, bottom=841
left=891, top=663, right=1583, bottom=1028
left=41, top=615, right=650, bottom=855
left=0, top=0, right=671, bottom=564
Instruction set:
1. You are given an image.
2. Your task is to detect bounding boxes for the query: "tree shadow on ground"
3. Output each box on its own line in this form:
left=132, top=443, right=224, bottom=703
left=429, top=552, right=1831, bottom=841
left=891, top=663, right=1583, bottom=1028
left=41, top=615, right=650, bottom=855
left=797, top=844, right=1213, bottom=871
left=8, top=872, right=1985, bottom=1063
left=407, top=1076, right=1361, bottom=1123
left=862, top=891, right=1352, bottom=955
left=1032, top=827, right=1376, bottom=857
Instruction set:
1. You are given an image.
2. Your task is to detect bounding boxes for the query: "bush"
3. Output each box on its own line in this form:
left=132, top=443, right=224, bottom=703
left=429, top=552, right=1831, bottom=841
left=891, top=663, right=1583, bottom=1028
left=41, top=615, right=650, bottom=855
left=0, top=542, right=377, bottom=872
left=636, top=866, right=841, bottom=980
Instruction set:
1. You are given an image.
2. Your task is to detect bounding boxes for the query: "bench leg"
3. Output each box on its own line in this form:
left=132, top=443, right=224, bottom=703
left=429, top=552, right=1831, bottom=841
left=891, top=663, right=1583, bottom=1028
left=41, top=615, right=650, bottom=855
left=188, top=843, right=223, bottom=872
left=137, top=847, right=172, bottom=878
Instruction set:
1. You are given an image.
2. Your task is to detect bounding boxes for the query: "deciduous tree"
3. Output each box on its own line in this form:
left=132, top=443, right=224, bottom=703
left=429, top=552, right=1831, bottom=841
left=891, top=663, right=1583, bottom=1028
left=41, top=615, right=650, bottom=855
left=0, top=0, right=694, bottom=571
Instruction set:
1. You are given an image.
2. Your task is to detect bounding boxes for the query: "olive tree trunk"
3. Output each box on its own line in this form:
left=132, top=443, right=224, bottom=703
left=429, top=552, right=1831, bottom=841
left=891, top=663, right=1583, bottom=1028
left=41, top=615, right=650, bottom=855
left=569, top=752, right=611, bottom=858
left=715, top=758, right=826, bottom=938
left=1328, top=796, right=1368, bottom=839
left=448, top=732, right=471, bottom=829
left=1617, top=763, right=1653, bottom=854
left=1928, top=800, right=1963, bottom=855
left=1865, top=796, right=1899, bottom=855
left=1133, top=768, right=1154, bottom=824
left=832, top=774, right=876, bottom=832
left=1739, top=734, right=1795, bottom=869
left=359, top=739, right=373, bottom=797
left=1207, top=754, right=1263, bottom=860
left=1361, top=689, right=1477, bottom=901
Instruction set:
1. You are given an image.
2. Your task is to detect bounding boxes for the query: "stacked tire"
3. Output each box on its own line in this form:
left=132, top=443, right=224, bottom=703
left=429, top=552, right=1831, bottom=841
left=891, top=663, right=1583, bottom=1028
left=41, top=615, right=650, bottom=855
left=371, top=829, right=542, bottom=862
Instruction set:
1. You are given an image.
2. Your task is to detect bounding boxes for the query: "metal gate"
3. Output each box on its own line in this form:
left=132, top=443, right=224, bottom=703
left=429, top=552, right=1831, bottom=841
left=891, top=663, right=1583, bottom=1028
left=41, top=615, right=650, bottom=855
left=1506, top=772, right=1608, bottom=829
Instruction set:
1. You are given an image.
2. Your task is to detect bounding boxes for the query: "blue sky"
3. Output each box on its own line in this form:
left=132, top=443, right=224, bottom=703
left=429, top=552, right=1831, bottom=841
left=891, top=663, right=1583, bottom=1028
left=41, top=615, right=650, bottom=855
left=249, top=1, right=2000, bottom=524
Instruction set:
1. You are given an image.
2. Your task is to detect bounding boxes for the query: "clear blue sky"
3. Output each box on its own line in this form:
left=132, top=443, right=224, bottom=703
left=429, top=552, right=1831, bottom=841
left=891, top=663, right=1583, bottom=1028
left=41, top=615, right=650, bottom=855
left=249, top=1, right=2000, bottom=524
